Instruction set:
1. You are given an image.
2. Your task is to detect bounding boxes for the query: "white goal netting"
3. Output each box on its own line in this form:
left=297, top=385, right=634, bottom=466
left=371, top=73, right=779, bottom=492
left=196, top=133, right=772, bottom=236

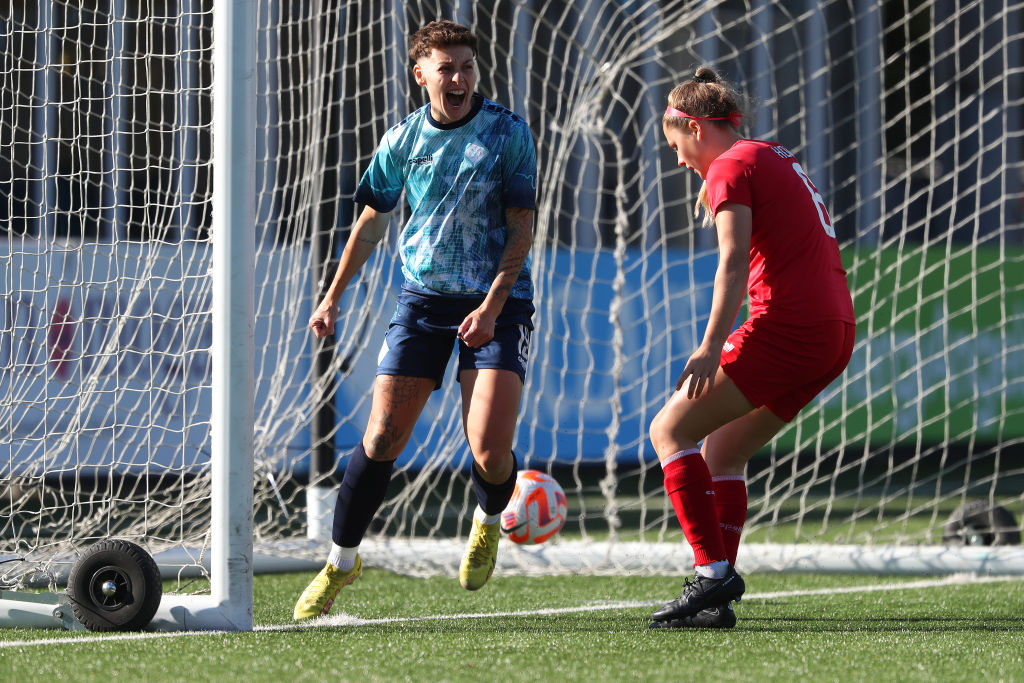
left=2, top=0, right=1023, bottom=589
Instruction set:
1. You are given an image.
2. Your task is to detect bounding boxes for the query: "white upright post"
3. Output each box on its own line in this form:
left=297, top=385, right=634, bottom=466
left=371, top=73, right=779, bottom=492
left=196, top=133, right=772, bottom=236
left=1, top=0, right=258, bottom=633
left=151, top=0, right=258, bottom=631
left=209, top=0, right=256, bottom=631
left=149, top=0, right=257, bottom=631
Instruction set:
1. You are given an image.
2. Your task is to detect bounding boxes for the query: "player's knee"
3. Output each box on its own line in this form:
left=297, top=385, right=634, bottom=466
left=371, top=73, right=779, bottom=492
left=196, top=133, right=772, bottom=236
left=470, top=447, right=514, bottom=481
left=705, top=451, right=745, bottom=477
left=648, top=411, right=670, bottom=454
left=365, top=431, right=403, bottom=461
left=649, top=410, right=701, bottom=456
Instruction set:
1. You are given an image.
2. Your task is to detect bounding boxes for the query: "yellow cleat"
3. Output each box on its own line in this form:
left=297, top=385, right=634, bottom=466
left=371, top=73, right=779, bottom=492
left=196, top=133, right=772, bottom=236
left=459, top=517, right=500, bottom=591
left=292, top=555, right=362, bottom=620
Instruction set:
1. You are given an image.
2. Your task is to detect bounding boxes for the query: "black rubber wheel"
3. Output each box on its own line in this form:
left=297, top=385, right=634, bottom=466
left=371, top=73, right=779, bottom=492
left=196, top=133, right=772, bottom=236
left=942, top=501, right=1021, bottom=546
left=67, top=539, right=163, bottom=631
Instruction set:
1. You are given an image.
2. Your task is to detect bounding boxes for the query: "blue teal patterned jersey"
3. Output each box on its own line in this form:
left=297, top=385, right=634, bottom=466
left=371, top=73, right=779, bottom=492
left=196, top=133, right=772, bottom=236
left=354, top=95, right=536, bottom=299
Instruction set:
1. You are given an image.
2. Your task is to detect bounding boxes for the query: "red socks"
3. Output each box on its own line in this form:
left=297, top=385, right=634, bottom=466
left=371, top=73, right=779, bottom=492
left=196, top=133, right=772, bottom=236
left=712, top=476, right=747, bottom=566
left=661, top=449, right=727, bottom=566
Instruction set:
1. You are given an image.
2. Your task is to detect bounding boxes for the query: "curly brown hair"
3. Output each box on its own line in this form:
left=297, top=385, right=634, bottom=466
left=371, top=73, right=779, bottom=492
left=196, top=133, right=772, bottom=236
left=408, top=20, right=478, bottom=62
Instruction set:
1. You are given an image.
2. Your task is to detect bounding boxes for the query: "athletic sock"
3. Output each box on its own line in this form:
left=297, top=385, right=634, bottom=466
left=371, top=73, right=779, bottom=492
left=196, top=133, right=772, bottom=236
left=712, top=475, right=748, bottom=566
left=331, top=443, right=395, bottom=548
left=694, top=560, right=730, bottom=579
left=661, top=449, right=727, bottom=567
left=474, top=507, right=501, bottom=525
left=470, top=452, right=518, bottom=516
left=327, top=543, right=358, bottom=572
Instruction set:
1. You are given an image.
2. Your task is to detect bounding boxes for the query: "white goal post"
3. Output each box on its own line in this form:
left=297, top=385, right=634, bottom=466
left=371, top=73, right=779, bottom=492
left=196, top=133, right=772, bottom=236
left=0, top=0, right=256, bottom=631
left=2, top=0, right=1024, bottom=631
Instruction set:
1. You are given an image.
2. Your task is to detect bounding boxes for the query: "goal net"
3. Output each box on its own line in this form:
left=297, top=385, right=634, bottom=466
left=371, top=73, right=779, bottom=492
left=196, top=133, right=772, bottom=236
left=2, top=0, right=1023, bottom=600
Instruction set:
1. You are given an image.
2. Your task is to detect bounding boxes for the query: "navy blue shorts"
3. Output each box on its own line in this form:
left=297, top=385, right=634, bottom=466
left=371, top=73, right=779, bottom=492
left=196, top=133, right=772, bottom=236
left=376, top=285, right=535, bottom=390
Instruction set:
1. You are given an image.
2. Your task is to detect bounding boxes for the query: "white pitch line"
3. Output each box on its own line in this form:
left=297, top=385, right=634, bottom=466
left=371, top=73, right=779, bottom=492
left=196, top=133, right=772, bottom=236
left=1, top=573, right=1019, bottom=648
left=749, top=572, right=1019, bottom=600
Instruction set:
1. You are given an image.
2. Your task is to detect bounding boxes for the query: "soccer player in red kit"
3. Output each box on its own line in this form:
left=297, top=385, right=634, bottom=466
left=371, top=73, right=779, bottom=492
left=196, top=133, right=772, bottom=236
left=647, top=66, right=856, bottom=629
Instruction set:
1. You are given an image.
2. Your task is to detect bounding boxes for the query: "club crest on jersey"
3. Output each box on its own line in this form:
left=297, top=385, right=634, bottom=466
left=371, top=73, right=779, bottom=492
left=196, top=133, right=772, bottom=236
left=464, top=142, right=488, bottom=165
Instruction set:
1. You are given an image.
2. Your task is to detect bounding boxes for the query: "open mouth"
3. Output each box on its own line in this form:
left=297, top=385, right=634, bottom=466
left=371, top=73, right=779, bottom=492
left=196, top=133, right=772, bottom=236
left=445, top=89, right=467, bottom=109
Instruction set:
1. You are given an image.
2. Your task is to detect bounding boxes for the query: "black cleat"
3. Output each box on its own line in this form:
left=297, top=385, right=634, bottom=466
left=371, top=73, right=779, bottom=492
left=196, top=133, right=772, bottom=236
left=651, top=567, right=745, bottom=622
left=648, top=601, right=736, bottom=630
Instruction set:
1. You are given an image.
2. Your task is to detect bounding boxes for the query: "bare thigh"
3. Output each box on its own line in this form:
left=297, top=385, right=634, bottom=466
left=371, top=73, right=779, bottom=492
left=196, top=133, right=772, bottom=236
left=363, top=374, right=436, bottom=461
left=650, top=367, right=756, bottom=459
left=702, top=407, right=787, bottom=477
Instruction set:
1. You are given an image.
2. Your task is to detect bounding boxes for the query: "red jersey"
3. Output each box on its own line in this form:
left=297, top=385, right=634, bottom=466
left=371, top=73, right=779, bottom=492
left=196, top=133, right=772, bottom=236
left=705, top=140, right=855, bottom=324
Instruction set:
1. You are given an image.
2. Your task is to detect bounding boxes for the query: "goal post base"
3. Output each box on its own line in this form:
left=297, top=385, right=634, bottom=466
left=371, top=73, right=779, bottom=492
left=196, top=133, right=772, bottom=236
left=0, top=590, right=252, bottom=632
left=0, top=591, right=83, bottom=630
left=148, top=594, right=252, bottom=632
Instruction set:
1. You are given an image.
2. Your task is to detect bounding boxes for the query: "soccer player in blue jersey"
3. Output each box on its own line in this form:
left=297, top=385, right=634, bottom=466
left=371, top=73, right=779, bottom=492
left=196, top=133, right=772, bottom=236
left=294, top=20, right=537, bottom=620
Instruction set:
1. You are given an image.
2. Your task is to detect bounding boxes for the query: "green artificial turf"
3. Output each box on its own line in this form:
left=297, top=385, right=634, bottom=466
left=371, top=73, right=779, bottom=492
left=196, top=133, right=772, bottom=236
left=1, top=570, right=1021, bottom=682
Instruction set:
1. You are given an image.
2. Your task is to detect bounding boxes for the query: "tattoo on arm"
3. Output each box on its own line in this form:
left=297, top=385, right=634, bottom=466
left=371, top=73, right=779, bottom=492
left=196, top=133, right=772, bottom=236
left=495, top=207, right=534, bottom=291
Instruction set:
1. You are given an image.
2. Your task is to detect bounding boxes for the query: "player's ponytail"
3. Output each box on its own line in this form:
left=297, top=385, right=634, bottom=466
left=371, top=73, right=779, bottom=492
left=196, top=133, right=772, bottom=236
left=664, top=66, right=743, bottom=131
left=664, top=66, right=745, bottom=227
left=693, top=65, right=720, bottom=84
left=694, top=183, right=712, bottom=227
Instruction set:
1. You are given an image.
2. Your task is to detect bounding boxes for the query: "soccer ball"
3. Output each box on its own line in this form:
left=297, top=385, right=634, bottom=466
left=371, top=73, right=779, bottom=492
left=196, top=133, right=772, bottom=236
left=500, top=470, right=567, bottom=544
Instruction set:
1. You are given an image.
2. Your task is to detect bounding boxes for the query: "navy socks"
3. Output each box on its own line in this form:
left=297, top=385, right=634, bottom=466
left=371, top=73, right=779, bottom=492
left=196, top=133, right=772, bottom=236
left=332, top=445, right=518, bottom=542
left=471, top=452, right=518, bottom=516
left=331, top=443, right=395, bottom=547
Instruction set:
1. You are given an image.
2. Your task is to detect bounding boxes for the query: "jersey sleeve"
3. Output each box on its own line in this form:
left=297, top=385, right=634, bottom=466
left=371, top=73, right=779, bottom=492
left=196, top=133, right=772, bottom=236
left=353, top=131, right=405, bottom=212
left=500, top=120, right=537, bottom=210
left=705, top=156, right=752, bottom=216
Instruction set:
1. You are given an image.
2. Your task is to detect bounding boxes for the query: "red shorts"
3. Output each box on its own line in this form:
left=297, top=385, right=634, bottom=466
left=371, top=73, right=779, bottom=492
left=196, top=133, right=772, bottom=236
left=720, top=317, right=855, bottom=422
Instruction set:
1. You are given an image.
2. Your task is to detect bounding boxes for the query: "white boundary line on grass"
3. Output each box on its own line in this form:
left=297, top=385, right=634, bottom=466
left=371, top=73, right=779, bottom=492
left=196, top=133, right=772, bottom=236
left=1, top=573, right=1019, bottom=649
